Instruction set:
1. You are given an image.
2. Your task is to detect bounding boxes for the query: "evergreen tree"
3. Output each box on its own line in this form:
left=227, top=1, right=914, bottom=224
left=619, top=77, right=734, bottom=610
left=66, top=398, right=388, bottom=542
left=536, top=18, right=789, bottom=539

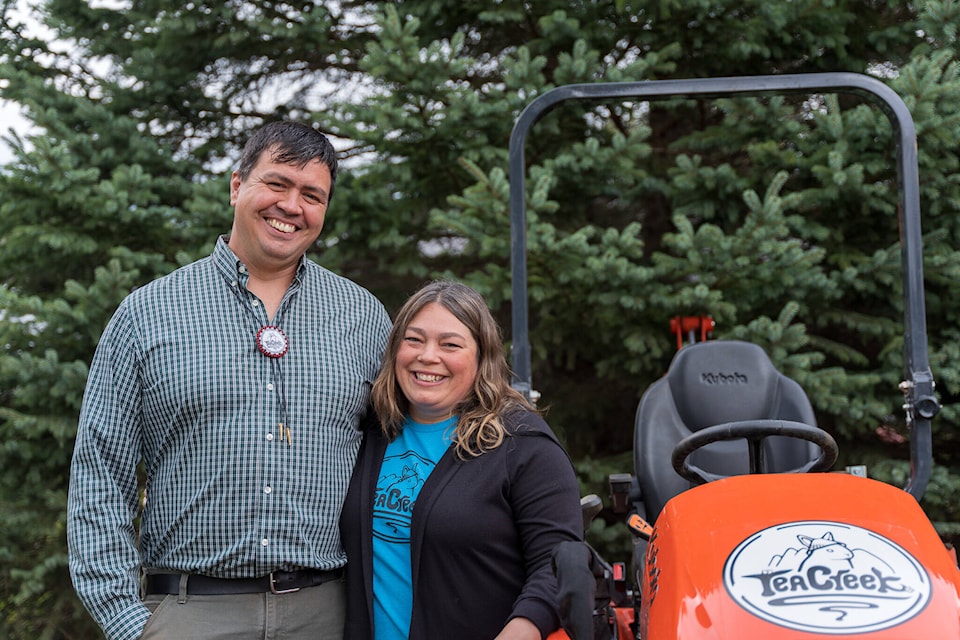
left=2, top=0, right=960, bottom=636
left=0, top=6, right=230, bottom=636
left=338, top=0, right=960, bottom=551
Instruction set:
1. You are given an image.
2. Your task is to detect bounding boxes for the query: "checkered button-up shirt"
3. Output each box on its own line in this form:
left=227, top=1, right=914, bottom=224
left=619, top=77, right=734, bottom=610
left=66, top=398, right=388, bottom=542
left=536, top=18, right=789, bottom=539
left=67, top=237, right=391, bottom=640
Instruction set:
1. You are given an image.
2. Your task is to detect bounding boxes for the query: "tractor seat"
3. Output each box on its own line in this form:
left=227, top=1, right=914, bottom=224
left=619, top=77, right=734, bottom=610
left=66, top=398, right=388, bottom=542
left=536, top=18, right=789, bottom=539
left=634, top=340, right=819, bottom=521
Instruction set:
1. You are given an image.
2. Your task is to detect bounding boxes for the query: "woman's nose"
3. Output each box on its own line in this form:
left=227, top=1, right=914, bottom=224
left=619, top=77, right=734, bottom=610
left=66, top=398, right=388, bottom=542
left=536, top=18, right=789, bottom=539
left=417, top=343, right=439, bottom=361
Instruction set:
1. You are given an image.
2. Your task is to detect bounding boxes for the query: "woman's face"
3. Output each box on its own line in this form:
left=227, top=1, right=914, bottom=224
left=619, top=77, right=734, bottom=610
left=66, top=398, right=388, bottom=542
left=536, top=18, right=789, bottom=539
left=395, top=302, right=479, bottom=424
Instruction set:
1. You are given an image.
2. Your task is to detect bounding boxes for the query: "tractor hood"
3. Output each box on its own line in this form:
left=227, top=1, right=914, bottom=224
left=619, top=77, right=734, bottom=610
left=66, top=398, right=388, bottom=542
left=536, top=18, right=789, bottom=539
left=639, top=473, right=960, bottom=639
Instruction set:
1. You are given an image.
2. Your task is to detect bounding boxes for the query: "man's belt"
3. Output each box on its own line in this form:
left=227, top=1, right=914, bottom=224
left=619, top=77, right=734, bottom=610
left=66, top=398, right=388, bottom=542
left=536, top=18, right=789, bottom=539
left=144, top=567, right=343, bottom=595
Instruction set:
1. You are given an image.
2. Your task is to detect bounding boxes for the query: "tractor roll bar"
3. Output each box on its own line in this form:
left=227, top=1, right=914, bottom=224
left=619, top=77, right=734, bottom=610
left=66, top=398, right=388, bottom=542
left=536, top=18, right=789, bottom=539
left=508, top=72, right=940, bottom=499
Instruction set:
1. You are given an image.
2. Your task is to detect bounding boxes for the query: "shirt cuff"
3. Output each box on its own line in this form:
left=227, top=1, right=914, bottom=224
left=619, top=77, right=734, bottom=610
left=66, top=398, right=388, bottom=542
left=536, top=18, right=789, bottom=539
left=103, top=603, right=151, bottom=640
left=511, top=603, right=560, bottom=639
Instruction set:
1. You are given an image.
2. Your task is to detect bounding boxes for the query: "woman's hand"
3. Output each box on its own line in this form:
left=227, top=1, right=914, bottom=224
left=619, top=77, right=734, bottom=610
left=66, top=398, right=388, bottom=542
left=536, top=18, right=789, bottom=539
left=494, top=616, right=541, bottom=640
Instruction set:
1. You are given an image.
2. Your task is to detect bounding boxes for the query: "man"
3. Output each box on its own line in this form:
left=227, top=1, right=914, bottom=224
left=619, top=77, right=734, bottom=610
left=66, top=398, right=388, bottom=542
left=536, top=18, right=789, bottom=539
left=67, top=121, right=391, bottom=640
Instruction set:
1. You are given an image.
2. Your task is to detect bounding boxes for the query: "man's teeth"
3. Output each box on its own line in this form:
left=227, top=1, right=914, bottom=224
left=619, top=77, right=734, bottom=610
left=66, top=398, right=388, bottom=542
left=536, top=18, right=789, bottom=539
left=267, top=219, right=295, bottom=233
left=416, top=373, right=444, bottom=382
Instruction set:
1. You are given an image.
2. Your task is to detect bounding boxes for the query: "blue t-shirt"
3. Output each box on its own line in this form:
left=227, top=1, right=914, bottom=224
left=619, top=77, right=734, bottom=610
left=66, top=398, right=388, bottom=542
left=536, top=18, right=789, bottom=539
left=372, top=415, right=456, bottom=640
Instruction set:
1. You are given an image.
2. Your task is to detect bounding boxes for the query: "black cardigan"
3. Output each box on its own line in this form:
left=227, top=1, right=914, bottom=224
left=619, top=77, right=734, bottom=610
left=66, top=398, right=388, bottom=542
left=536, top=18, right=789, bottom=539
left=340, top=410, right=582, bottom=640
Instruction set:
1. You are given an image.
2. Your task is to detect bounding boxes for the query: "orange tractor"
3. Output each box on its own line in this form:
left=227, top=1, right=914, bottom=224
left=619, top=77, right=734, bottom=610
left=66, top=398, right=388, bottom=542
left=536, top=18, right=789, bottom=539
left=506, top=74, right=959, bottom=639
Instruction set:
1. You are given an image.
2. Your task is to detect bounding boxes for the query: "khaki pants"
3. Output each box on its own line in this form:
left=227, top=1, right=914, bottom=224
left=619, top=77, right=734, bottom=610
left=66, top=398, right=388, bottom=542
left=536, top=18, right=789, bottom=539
left=140, top=576, right=345, bottom=640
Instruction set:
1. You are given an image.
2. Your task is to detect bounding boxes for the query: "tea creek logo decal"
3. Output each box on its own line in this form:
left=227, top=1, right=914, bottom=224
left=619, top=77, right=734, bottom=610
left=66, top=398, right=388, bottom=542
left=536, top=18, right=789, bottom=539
left=723, top=521, right=931, bottom=635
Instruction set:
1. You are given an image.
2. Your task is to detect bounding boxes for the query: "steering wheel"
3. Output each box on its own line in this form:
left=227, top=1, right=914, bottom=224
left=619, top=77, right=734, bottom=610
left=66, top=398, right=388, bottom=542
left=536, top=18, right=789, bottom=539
left=671, top=419, right=839, bottom=485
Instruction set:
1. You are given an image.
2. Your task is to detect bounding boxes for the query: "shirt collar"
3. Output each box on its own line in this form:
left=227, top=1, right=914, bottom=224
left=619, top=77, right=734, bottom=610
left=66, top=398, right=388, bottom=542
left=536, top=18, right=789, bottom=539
left=213, top=235, right=308, bottom=286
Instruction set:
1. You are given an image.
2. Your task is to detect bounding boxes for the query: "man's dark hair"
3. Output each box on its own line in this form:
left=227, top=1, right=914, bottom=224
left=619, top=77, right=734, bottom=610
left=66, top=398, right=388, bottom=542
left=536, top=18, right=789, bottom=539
left=236, top=121, right=339, bottom=200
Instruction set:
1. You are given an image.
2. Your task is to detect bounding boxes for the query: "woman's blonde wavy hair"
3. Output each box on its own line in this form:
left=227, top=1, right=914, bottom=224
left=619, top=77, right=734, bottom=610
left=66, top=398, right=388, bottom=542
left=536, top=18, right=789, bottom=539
left=371, top=280, right=535, bottom=458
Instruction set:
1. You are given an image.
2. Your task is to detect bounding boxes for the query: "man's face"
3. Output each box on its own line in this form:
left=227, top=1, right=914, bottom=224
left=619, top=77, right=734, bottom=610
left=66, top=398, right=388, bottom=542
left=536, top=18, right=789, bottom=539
left=228, top=148, right=331, bottom=274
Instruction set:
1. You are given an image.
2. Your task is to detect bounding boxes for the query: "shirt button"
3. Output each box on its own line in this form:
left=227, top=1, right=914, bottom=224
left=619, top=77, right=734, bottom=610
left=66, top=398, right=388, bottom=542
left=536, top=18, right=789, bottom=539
left=264, top=486, right=272, bottom=495
left=252, top=300, right=260, bottom=307
left=267, top=382, right=275, bottom=391
left=261, top=538, right=269, bottom=547
left=267, top=433, right=274, bottom=441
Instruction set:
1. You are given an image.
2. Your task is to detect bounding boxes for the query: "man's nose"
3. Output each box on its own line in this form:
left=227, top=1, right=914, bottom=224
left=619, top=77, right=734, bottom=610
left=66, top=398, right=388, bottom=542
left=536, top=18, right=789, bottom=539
left=276, top=189, right=303, bottom=214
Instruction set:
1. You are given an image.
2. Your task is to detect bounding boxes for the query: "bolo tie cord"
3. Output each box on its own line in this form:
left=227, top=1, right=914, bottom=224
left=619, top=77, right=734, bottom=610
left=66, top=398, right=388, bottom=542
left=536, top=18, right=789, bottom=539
left=230, top=282, right=292, bottom=446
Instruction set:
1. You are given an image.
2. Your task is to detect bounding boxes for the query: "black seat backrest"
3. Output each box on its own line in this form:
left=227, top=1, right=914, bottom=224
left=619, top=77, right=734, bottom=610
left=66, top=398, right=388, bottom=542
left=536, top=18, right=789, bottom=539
left=634, top=340, right=818, bottom=521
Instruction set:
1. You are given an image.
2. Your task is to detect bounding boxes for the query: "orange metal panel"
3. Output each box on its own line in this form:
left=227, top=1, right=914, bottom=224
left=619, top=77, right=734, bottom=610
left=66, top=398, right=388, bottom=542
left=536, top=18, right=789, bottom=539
left=639, top=473, right=960, bottom=639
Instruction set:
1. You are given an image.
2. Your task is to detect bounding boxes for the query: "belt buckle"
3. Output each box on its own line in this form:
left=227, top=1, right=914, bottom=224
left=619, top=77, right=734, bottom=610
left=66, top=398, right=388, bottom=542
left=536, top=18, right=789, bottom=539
left=269, top=571, right=301, bottom=594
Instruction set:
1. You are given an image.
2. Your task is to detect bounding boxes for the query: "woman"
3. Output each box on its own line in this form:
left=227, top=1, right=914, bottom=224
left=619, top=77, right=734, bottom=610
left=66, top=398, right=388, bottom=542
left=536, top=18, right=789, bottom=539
left=340, top=280, right=583, bottom=640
